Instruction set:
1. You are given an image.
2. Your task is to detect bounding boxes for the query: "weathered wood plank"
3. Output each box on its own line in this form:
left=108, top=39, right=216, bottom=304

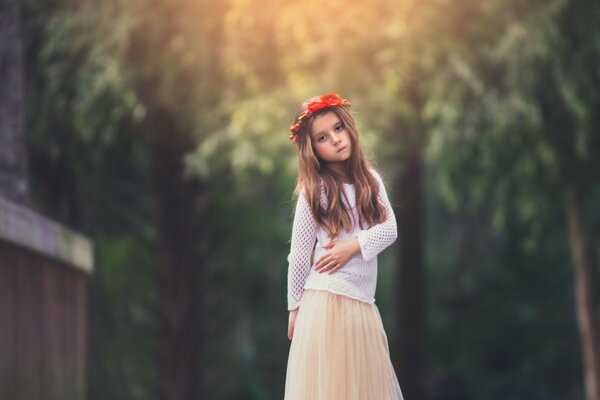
left=74, top=277, right=87, bottom=400
left=43, top=258, right=63, bottom=400
left=0, top=196, right=94, bottom=274
left=16, top=248, right=43, bottom=399
left=0, top=205, right=91, bottom=400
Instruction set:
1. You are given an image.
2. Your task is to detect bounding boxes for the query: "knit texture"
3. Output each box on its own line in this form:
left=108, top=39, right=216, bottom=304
left=287, top=170, right=397, bottom=310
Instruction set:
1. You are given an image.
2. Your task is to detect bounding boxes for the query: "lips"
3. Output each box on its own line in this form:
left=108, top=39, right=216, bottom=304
left=337, top=146, right=348, bottom=153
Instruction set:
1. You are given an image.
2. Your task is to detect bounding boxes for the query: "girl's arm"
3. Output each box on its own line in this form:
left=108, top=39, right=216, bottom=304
left=356, top=171, right=397, bottom=261
left=287, top=191, right=318, bottom=311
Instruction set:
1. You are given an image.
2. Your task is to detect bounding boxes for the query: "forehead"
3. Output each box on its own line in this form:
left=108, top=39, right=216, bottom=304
left=311, top=111, right=340, bottom=135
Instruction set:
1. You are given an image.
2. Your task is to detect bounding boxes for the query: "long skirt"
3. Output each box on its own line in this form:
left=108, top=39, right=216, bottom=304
left=284, top=289, right=404, bottom=400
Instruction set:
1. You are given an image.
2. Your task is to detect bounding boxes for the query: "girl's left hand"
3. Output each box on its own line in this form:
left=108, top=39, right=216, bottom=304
left=314, top=238, right=360, bottom=274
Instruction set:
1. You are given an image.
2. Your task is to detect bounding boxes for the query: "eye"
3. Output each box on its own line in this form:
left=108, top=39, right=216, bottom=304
left=334, top=123, right=344, bottom=132
left=318, top=135, right=328, bottom=143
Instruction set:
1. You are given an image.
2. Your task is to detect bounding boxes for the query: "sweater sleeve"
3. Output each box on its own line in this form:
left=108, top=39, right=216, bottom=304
left=287, top=191, right=318, bottom=310
left=356, top=171, right=398, bottom=262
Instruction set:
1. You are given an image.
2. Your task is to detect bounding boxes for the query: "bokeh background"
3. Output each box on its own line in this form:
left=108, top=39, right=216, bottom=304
left=4, top=0, right=600, bottom=398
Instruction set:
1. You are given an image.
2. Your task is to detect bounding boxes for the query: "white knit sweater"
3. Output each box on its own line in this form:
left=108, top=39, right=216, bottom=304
left=287, top=170, right=397, bottom=310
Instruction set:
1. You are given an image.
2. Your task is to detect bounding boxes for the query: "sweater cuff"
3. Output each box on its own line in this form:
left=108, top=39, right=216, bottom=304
left=357, top=230, right=375, bottom=262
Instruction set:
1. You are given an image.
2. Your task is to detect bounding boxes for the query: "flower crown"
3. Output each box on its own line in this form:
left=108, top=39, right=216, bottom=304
left=289, top=93, right=351, bottom=143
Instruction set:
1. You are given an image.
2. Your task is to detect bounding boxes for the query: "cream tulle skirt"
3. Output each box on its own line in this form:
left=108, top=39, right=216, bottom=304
left=284, top=289, right=404, bottom=400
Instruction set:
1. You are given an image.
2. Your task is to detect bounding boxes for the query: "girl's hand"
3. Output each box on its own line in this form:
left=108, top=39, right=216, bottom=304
left=314, top=238, right=360, bottom=274
left=288, top=309, right=299, bottom=340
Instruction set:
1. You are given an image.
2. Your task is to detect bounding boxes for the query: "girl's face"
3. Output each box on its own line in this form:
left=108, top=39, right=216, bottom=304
left=310, top=111, right=352, bottom=165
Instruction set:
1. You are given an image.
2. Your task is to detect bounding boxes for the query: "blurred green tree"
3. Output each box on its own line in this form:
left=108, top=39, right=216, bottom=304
left=429, top=0, right=600, bottom=398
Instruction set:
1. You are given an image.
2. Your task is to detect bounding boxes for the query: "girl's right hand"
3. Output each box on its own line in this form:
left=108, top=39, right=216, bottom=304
left=288, top=309, right=299, bottom=340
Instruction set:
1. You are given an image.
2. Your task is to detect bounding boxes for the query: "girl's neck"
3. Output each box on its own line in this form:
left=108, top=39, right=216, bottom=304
left=326, top=162, right=352, bottom=184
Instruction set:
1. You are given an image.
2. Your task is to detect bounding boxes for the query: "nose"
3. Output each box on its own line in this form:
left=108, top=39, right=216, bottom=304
left=332, top=135, right=342, bottom=145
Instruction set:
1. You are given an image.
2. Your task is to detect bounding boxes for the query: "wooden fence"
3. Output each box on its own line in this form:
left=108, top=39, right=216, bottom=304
left=0, top=196, right=93, bottom=400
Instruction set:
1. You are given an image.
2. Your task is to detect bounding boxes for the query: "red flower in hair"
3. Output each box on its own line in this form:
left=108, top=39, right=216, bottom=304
left=321, top=93, right=346, bottom=104
left=307, top=93, right=349, bottom=112
left=289, top=93, right=351, bottom=143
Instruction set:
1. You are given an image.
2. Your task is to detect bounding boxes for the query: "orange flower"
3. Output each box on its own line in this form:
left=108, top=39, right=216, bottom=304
left=320, top=93, right=344, bottom=104
left=306, top=93, right=349, bottom=112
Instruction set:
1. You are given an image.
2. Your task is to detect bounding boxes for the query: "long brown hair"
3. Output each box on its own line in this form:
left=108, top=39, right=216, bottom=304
left=292, top=97, right=387, bottom=238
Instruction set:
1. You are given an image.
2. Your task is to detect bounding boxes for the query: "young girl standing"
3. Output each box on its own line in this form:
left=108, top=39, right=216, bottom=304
left=284, top=93, right=404, bottom=400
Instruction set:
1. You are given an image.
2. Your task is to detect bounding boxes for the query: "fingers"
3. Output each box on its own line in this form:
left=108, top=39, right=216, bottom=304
left=314, top=254, right=329, bottom=270
left=324, top=262, right=342, bottom=274
left=314, top=254, right=334, bottom=272
left=318, top=261, right=339, bottom=274
left=314, top=255, right=343, bottom=274
left=288, top=317, right=295, bottom=340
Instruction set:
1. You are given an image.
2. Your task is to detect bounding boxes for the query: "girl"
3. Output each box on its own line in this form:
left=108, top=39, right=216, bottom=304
left=285, top=93, right=404, bottom=400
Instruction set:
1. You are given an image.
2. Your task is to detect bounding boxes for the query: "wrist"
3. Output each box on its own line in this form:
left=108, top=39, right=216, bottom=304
left=350, top=238, right=361, bottom=256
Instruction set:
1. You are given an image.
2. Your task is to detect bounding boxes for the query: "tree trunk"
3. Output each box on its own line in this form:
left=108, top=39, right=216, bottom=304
left=395, top=148, right=425, bottom=400
left=564, top=183, right=600, bottom=400
left=0, top=0, right=30, bottom=204
left=144, top=103, right=207, bottom=400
